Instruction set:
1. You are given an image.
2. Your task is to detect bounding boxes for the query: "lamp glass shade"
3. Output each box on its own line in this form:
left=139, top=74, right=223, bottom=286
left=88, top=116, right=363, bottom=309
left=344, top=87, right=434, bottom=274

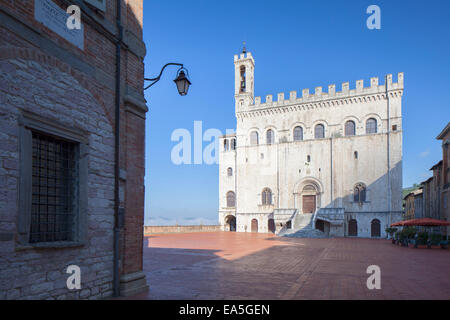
left=173, top=70, right=191, bottom=96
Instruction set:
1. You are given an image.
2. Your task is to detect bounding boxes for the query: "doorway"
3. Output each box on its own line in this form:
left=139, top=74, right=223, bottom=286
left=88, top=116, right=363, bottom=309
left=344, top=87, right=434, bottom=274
left=302, top=195, right=316, bottom=213
left=251, top=219, right=258, bottom=233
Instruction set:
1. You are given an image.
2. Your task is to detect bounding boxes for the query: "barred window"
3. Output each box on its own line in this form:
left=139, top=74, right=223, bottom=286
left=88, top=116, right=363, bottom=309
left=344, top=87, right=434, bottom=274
left=314, top=124, right=325, bottom=139
left=366, top=118, right=377, bottom=134
left=293, top=126, right=303, bottom=141
left=345, top=120, right=356, bottom=136
left=30, top=131, right=78, bottom=243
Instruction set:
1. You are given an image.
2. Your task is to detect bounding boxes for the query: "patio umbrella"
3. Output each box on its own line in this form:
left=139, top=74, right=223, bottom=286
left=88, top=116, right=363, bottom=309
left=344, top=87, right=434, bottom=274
left=391, top=218, right=450, bottom=227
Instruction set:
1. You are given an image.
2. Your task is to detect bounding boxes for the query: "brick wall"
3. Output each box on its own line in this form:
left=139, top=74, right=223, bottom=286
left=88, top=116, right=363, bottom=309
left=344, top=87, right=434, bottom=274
left=0, top=0, right=146, bottom=299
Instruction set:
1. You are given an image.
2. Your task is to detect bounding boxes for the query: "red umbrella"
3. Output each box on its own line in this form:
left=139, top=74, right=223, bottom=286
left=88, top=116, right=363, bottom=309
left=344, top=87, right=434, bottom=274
left=391, top=218, right=450, bottom=227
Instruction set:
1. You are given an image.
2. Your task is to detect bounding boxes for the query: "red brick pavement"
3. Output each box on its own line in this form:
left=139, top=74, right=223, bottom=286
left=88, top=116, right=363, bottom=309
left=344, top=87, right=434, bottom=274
left=129, top=232, right=450, bottom=300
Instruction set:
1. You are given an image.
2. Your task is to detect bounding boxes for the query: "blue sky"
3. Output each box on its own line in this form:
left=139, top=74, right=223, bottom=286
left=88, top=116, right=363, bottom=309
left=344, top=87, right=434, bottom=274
left=142, top=0, right=450, bottom=225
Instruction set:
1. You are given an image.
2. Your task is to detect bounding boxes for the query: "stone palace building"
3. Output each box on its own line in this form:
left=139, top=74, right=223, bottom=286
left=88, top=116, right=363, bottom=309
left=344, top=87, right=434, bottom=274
left=219, top=50, right=403, bottom=238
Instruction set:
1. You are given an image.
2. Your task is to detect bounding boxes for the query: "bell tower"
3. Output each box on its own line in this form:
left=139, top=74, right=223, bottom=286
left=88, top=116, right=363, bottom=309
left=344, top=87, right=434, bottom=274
left=234, top=44, right=255, bottom=112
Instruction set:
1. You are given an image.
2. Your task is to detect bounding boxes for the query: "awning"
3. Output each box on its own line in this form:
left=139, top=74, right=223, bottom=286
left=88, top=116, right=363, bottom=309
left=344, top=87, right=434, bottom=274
left=391, top=218, right=450, bottom=227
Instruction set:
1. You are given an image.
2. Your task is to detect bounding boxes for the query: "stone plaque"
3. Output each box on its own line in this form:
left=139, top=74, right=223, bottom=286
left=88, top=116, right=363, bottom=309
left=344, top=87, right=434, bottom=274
left=34, top=0, right=84, bottom=50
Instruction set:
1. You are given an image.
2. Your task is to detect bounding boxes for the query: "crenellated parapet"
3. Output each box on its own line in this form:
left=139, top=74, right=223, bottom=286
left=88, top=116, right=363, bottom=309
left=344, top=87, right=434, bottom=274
left=250, top=73, right=404, bottom=110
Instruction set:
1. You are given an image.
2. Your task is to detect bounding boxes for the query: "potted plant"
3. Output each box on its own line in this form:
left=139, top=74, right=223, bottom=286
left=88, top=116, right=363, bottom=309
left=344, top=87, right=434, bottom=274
left=386, top=227, right=398, bottom=243
left=428, top=233, right=442, bottom=249
left=416, top=231, right=428, bottom=248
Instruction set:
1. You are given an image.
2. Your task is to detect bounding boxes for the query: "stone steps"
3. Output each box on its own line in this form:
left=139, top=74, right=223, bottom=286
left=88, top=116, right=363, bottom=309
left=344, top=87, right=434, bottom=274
left=281, top=212, right=328, bottom=238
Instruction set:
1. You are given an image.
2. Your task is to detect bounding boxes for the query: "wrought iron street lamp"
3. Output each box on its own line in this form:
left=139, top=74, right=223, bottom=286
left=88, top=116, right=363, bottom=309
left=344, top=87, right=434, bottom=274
left=144, top=63, right=191, bottom=95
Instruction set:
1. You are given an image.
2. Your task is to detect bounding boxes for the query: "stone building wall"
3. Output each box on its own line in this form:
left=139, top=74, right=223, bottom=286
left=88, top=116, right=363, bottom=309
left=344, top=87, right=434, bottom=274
left=219, top=51, right=403, bottom=238
left=0, top=0, right=147, bottom=299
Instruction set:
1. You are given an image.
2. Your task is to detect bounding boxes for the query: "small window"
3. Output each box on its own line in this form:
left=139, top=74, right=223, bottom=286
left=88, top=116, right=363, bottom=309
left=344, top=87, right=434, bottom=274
left=250, top=131, right=259, bottom=145
left=266, top=129, right=274, bottom=144
left=354, top=151, right=358, bottom=159
left=224, top=139, right=229, bottom=151
left=293, top=126, right=303, bottom=141
left=231, top=138, right=236, bottom=150
left=345, top=120, right=356, bottom=136
left=314, top=124, right=325, bottom=139
left=307, top=155, right=311, bottom=162
left=227, top=167, right=233, bottom=176
left=261, top=188, right=273, bottom=205
left=240, top=66, right=246, bottom=93
left=226, top=191, right=236, bottom=207
left=392, top=124, right=397, bottom=131
left=366, top=118, right=377, bottom=134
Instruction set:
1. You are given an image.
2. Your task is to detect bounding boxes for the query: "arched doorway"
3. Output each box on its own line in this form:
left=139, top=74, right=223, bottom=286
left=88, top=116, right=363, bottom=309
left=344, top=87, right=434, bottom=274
left=371, top=219, right=381, bottom=237
left=295, top=180, right=322, bottom=214
left=251, top=219, right=258, bottom=233
left=268, top=219, right=275, bottom=233
left=348, top=219, right=358, bottom=236
left=225, top=215, right=236, bottom=232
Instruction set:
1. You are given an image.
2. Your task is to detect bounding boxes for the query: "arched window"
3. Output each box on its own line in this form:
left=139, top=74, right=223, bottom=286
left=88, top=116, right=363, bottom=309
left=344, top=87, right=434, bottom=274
left=226, top=191, right=235, bottom=207
left=293, top=126, right=303, bottom=141
left=266, top=129, right=274, bottom=144
left=366, top=118, right=377, bottom=134
left=345, top=120, right=356, bottom=136
left=240, top=66, right=246, bottom=93
left=223, top=139, right=229, bottom=151
left=227, top=167, right=233, bottom=176
left=250, top=131, right=259, bottom=145
left=353, top=183, right=367, bottom=204
left=314, top=124, right=325, bottom=139
left=231, top=138, right=236, bottom=150
left=261, top=188, right=272, bottom=205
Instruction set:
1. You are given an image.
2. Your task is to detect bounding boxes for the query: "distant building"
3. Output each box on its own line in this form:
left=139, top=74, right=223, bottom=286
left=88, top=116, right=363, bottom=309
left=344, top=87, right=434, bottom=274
left=437, top=123, right=450, bottom=235
left=218, top=50, right=404, bottom=238
left=0, top=0, right=148, bottom=299
left=403, top=188, right=423, bottom=220
left=420, top=122, right=450, bottom=236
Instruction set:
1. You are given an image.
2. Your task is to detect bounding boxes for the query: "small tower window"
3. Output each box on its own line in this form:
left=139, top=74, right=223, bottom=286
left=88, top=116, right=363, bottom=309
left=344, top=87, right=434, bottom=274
left=240, top=66, right=246, bottom=93
left=227, top=167, right=233, bottom=176
left=307, top=155, right=311, bottom=162
left=224, top=139, right=229, bottom=151
left=231, top=138, right=236, bottom=150
left=354, top=151, right=358, bottom=159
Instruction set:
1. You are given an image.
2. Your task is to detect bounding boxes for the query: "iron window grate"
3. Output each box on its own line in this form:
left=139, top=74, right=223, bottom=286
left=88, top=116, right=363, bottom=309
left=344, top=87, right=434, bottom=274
left=30, top=131, right=78, bottom=243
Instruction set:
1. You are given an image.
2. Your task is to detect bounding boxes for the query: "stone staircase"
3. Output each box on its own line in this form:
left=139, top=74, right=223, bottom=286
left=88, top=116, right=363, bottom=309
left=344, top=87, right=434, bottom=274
left=279, top=212, right=327, bottom=238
